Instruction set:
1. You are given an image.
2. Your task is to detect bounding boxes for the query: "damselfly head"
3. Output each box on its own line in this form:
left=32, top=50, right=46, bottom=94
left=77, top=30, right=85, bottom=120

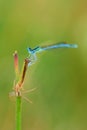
left=27, top=48, right=32, bottom=54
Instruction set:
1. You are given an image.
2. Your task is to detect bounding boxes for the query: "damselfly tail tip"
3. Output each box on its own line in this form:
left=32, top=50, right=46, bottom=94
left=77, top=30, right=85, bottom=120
left=73, top=44, right=78, bottom=48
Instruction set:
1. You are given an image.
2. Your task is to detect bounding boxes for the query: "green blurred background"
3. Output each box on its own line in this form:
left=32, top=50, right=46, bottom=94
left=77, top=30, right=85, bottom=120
left=0, top=0, right=87, bottom=130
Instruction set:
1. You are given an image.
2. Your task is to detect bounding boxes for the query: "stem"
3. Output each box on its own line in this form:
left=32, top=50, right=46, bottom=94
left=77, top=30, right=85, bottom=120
left=16, top=96, right=22, bottom=130
left=13, top=52, right=30, bottom=130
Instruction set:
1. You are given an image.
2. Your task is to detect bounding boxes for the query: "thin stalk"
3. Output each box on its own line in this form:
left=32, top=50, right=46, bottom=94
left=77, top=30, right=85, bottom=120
left=13, top=52, right=30, bottom=130
left=13, top=51, right=22, bottom=130
left=16, top=96, right=22, bottom=130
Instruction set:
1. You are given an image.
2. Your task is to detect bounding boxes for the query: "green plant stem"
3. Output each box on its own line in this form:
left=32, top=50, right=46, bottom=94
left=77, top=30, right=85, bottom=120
left=16, top=96, right=22, bottom=130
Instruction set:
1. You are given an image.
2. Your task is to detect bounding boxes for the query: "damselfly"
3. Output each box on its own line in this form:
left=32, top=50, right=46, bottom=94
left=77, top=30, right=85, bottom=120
left=27, top=42, right=78, bottom=66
